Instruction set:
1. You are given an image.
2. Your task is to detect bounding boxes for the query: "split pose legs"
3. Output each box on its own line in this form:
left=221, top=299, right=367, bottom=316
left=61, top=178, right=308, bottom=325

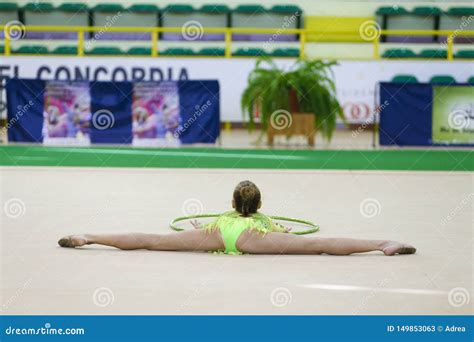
left=58, top=229, right=416, bottom=256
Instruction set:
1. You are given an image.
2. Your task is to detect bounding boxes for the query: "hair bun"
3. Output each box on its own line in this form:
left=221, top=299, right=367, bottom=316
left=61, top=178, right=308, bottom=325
left=240, top=186, right=255, bottom=199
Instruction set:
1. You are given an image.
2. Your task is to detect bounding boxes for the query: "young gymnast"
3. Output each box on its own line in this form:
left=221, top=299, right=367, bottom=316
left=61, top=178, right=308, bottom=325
left=58, top=180, right=416, bottom=256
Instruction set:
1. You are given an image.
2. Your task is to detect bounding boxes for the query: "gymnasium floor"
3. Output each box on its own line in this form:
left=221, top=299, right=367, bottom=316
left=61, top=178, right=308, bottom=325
left=1, top=145, right=472, bottom=315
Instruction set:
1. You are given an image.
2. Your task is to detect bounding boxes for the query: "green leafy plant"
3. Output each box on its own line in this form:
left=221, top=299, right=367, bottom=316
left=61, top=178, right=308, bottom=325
left=241, top=58, right=344, bottom=140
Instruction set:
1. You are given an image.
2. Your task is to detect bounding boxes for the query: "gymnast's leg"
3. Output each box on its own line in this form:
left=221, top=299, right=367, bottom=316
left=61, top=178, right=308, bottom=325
left=58, top=229, right=224, bottom=252
left=236, top=231, right=416, bottom=256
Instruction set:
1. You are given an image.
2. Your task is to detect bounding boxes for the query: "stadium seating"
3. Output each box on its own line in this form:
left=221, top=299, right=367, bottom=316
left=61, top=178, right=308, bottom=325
left=429, top=75, right=457, bottom=85
left=12, top=45, right=49, bottom=54
left=454, top=50, right=474, bottom=59
left=382, top=48, right=416, bottom=59
left=86, top=46, right=124, bottom=55
left=0, top=2, right=18, bottom=34
left=92, top=4, right=155, bottom=41
left=160, top=47, right=196, bottom=56
left=391, top=75, right=418, bottom=83
left=377, top=6, right=440, bottom=43
left=418, top=49, right=448, bottom=59
left=439, top=7, right=474, bottom=44
left=24, top=2, right=89, bottom=39
left=233, top=48, right=269, bottom=57
left=0, top=2, right=472, bottom=59
left=51, top=46, right=78, bottom=55
left=232, top=5, right=300, bottom=41
left=272, top=48, right=300, bottom=57
left=127, top=47, right=152, bottom=56
left=197, top=47, right=225, bottom=56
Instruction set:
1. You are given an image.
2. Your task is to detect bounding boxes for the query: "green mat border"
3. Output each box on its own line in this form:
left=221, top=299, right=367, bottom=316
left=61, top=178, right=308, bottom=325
left=0, top=145, right=472, bottom=171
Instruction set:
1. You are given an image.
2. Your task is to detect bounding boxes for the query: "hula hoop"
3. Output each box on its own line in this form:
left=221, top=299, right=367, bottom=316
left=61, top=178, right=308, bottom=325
left=169, top=214, right=319, bottom=235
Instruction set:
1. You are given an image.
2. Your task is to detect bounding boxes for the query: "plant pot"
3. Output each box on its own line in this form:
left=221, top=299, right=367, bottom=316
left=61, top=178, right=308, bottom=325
left=267, top=112, right=315, bottom=146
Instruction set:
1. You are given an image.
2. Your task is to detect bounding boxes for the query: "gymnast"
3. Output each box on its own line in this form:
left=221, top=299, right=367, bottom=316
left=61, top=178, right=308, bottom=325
left=58, top=180, right=416, bottom=256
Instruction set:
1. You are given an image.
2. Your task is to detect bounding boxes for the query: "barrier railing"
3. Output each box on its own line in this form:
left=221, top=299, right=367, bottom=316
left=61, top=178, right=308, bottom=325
left=1, top=25, right=473, bottom=60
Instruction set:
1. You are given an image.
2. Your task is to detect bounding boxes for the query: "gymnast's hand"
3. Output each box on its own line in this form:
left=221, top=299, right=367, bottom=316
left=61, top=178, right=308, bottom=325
left=190, top=220, right=203, bottom=229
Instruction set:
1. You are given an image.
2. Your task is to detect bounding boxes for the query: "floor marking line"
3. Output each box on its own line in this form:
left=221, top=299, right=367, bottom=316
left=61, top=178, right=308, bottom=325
left=299, top=284, right=449, bottom=295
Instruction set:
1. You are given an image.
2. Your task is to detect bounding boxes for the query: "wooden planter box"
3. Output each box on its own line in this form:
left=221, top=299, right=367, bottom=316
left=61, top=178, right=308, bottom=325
left=267, top=112, right=315, bottom=146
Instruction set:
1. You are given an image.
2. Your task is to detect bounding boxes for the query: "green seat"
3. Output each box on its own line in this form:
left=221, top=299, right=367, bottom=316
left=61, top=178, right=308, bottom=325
left=161, top=48, right=195, bottom=56
left=200, top=4, right=230, bottom=14
left=127, top=47, right=152, bottom=55
left=391, top=75, right=418, bottom=83
left=51, top=46, right=78, bottom=55
left=57, top=3, right=88, bottom=12
left=272, top=48, right=300, bottom=57
left=13, top=45, right=49, bottom=54
left=198, top=47, right=225, bottom=56
left=233, top=5, right=266, bottom=14
left=376, top=6, right=409, bottom=15
left=164, top=4, right=194, bottom=13
left=92, top=4, right=124, bottom=12
left=128, top=4, right=159, bottom=13
left=455, top=50, right=474, bottom=59
left=271, top=5, right=302, bottom=15
left=412, top=7, right=442, bottom=16
left=23, top=2, right=54, bottom=12
left=0, top=2, right=18, bottom=10
left=233, top=48, right=268, bottom=57
left=0, top=45, right=4, bottom=54
left=430, top=75, right=456, bottom=85
left=86, top=47, right=123, bottom=55
left=382, top=48, right=416, bottom=58
left=418, top=49, right=447, bottom=59
left=468, top=77, right=474, bottom=85
left=446, top=7, right=474, bottom=16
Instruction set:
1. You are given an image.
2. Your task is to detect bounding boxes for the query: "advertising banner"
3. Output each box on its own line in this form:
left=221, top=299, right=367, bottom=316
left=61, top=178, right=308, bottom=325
left=6, top=79, right=220, bottom=145
left=1, top=57, right=471, bottom=124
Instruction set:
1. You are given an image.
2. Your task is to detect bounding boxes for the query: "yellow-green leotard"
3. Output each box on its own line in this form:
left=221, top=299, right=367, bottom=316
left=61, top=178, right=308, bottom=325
left=204, top=211, right=288, bottom=254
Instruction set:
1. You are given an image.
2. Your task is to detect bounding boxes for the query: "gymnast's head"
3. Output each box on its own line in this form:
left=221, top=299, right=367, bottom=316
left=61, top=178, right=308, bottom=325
left=232, top=180, right=261, bottom=216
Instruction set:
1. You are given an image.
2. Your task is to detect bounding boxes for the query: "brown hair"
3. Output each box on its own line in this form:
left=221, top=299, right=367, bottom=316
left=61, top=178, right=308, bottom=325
left=233, top=180, right=261, bottom=216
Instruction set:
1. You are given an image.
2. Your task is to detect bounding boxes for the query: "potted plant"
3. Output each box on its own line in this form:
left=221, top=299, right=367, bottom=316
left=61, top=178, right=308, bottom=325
left=241, top=58, right=344, bottom=144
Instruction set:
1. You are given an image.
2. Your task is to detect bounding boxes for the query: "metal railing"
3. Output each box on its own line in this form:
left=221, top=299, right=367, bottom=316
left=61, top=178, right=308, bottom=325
left=1, top=25, right=473, bottom=60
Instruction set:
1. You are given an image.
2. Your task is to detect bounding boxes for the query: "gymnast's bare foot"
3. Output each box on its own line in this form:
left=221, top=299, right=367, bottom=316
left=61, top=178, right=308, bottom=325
left=382, top=241, right=416, bottom=256
left=58, top=235, right=89, bottom=248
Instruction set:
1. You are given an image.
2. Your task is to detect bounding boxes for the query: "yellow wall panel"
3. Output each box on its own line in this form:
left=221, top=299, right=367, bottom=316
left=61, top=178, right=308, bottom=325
left=305, top=16, right=375, bottom=42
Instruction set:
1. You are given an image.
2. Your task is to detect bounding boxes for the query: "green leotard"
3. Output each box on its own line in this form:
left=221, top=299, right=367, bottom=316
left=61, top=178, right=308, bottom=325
left=204, top=211, right=288, bottom=254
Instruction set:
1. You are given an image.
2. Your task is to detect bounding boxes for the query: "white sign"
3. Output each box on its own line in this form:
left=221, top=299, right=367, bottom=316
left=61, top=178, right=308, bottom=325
left=0, top=57, right=471, bottom=123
